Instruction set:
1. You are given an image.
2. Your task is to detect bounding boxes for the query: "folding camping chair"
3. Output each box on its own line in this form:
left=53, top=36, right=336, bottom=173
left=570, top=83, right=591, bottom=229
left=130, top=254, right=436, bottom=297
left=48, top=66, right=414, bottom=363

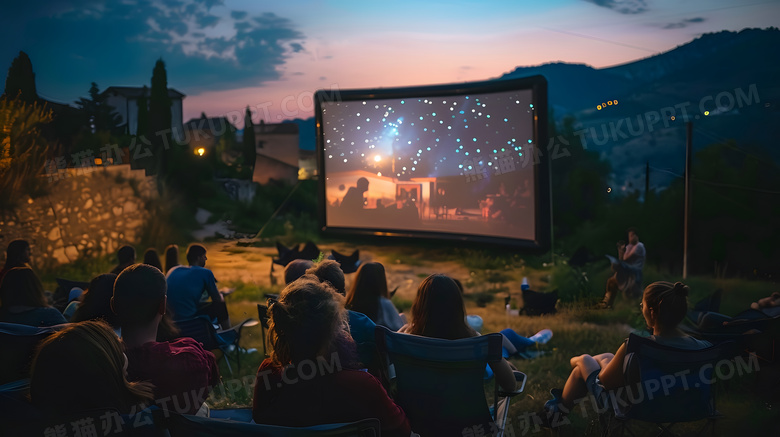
left=175, top=317, right=258, bottom=375
left=163, top=413, right=380, bottom=437
left=375, top=326, right=526, bottom=437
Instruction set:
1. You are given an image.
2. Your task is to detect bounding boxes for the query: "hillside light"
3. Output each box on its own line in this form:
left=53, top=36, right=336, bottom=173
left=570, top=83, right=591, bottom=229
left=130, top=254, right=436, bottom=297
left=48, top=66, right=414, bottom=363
left=196, top=147, right=205, bottom=156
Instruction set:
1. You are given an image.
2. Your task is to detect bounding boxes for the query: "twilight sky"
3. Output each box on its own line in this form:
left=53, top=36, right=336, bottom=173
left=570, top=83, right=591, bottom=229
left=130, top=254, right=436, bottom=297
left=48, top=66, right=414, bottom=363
left=1, top=0, right=777, bottom=127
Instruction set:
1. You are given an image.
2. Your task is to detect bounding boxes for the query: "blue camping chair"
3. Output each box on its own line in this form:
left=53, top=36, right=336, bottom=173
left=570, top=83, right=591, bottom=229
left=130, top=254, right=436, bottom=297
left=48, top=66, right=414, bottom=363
left=598, top=333, right=735, bottom=437
left=375, top=326, right=526, bottom=437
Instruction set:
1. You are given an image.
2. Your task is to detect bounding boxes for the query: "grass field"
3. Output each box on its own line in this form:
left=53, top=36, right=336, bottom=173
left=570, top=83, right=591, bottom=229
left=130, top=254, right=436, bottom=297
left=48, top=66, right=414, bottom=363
left=37, top=242, right=780, bottom=434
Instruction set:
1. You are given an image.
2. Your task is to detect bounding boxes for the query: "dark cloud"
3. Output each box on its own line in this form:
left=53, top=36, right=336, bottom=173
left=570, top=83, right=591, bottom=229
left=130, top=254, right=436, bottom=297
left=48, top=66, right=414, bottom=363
left=196, top=13, right=220, bottom=28
left=230, top=10, right=247, bottom=20
left=582, top=0, right=648, bottom=15
left=0, top=0, right=305, bottom=100
left=661, top=17, right=706, bottom=29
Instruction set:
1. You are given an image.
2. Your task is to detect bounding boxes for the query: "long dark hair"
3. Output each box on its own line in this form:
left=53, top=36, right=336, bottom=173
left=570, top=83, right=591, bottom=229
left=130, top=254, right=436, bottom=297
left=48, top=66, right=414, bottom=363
left=71, top=273, right=119, bottom=328
left=30, top=320, right=154, bottom=415
left=408, top=274, right=475, bottom=340
left=345, top=262, right=388, bottom=321
left=164, top=245, right=179, bottom=273
left=143, top=248, right=163, bottom=271
left=0, top=267, right=47, bottom=309
left=4, top=239, right=30, bottom=269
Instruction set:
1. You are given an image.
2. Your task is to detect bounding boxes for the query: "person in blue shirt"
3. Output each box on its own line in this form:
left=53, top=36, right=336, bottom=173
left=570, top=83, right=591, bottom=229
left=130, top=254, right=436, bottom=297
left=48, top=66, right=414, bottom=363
left=166, top=244, right=231, bottom=329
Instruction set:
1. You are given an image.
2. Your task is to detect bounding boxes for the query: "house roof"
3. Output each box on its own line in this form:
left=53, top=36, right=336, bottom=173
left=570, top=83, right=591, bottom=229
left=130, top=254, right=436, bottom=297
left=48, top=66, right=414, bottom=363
left=254, top=122, right=298, bottom=135
left=184, top=116, right=236, bottom=132
left=102, top=86, right=185, bottom=99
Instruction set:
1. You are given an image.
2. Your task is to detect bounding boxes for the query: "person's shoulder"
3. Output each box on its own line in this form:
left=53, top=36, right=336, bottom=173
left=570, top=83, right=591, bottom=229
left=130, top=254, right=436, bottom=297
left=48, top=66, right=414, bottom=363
left=190, top=265, right=216, bottom=279
left=348, top=310, right=376, bottom=327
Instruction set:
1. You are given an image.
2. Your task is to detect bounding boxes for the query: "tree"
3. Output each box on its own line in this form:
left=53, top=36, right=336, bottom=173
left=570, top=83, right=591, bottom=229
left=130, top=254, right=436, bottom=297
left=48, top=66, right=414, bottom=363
left=2, top=51, right=38, bottom=103
left=242, top=106, right=256, bottom=174
left=0, top=98, right=52, bottom=209
left=148, top=59, right=172, bottom=177
left=74, top=82, right=121, bottom=133
left=136, top=86, right=149, bottom=138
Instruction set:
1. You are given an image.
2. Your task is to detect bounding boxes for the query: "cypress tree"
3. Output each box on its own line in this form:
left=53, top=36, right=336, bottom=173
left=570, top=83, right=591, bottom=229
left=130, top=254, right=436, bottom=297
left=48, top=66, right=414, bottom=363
left=242, top=106, right=256, bottom=174
left=148, top=59, right=172, bottom=176
left=3, top=51, right=38, bottom=103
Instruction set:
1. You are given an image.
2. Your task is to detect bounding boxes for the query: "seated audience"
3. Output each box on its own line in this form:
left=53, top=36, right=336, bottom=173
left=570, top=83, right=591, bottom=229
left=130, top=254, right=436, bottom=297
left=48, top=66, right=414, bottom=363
left=399, top=274, right=518, bottom=393
left=166, top=244, right=231, bottom=329
left=68, top=273, right=119, bottom=328
left=0, top=239, right=32, bottom=284
left=110, top=245, right=136, bottom=275
left=164, top=244, right=180, bottom=274
left=0, top=267, right=66, bottom=326
left=30, top=320, right=155, bottom=417
left=284, top=259, right=314, bottom=285
left=751, top=291, right=780, bottom=311
left=113, top=264, right=219, bottom=415
left=345, top=262, right=405, bottom=330
left=252, top=276, right=411, bottom=436
left=143, top=248, right=163, bottom=271
left=542, top=281, right=711, bottom=424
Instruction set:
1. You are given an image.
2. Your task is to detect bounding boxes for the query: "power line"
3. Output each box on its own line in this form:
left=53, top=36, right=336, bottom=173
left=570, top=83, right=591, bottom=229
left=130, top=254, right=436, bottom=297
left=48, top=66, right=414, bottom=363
left=648, top=165, right=780, bottom=194
left=537, top=27, right=656, bottom=53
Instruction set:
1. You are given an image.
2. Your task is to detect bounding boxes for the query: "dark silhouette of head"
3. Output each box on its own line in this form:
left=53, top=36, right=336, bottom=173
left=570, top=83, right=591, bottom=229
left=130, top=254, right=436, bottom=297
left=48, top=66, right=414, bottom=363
left=409, top=274, right=473, bottom=340
left=0, top=266, right=46, bottom=309
left=112, top=264, right=167, bottom=330
left=4, top=239, right=31, bottom=268
left=306, top=259, right=346, bottom=295
left=186, top=244, right=207, bottom=267
left=71, top=273, right=119, bottom=328
left=117, top=245, right=136, bottom=265
left=284, top=259, right=314, bottom=285
left=143, top=248, right=163, bottom=271
left=345, top=262, right=388, bottom=321
left=356, top=177, right=369, bottom=192
left=164, top=244, right=179, bottom=273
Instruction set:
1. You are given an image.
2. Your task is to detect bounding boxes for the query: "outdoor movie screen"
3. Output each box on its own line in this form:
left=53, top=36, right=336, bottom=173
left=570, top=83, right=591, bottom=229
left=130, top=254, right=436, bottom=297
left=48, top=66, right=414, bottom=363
left=315, top=75, right=549, bottom=249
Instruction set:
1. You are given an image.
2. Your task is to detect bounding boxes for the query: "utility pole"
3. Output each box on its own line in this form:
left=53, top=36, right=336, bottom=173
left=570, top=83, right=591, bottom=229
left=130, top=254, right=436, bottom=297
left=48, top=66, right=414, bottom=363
left=683, top=122, right=693, bottom=279
left=645, top=161, right=650, bottom=203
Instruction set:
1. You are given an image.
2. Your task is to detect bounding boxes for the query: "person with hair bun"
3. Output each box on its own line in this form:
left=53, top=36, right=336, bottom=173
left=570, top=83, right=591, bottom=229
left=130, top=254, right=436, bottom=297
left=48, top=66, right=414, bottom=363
left=542, top=281, right=711, bottom=424
left=252, top=275, right=411, bottom=436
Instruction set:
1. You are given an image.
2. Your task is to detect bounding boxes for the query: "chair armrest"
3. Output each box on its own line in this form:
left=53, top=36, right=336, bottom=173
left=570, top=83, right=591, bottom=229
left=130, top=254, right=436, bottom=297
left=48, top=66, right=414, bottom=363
left=498, top=371, right=527, bottom=397
left=216, top=318, right=259, bottom=334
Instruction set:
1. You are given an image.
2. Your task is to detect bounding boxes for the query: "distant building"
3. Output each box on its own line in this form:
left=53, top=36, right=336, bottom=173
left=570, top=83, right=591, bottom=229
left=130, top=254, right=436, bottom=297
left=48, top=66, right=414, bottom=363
left=252, top=122, right=299, bottom=184
left=102, top=86, right=185, bottom=141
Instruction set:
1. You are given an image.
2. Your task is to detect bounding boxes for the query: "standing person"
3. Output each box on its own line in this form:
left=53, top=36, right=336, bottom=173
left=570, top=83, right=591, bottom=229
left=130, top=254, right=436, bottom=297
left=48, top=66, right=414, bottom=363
left=0, top=239, right=32, bottom=284
left=599, top=227, right=646, bottom=308
left=345, top=262, right=405, bottom=331
left=252, top=276, right=411, bottom=436
left=166, top=244, right=231, bottom=329
left=113, top=264, right=220, bottom=416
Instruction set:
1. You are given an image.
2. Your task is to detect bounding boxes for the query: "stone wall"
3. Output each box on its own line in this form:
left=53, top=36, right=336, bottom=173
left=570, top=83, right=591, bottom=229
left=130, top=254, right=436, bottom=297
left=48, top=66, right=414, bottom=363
left=0, top=165, right=157, bottom=268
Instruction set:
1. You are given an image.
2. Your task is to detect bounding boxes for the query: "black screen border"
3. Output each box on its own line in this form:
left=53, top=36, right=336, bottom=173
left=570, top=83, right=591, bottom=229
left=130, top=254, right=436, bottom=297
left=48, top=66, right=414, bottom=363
left=314, top=75, right=550, bottom=251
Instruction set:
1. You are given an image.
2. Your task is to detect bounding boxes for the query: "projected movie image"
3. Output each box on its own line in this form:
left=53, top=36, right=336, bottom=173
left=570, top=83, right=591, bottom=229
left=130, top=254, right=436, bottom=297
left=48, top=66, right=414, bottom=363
left=321, top=87, right=537, bottom=241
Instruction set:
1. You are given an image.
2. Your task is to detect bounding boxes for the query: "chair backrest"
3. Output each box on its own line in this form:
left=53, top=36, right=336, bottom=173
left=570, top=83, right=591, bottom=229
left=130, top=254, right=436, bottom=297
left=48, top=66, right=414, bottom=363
left=375, top=326, right=502, bottom=436
left=618, top=333, right=729, bottom=423
left=165, top=413, right=380, bottom=436
left=0, top=322, right=67, bottom=385
left=331, top=249, right=360, bottom=274
left=174, top=317, right=220, bottom=351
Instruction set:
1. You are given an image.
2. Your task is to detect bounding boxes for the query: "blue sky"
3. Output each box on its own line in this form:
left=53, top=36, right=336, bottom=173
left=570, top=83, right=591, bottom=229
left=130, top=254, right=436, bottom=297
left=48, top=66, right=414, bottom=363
left=1, top=0, right=777, bottom=125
